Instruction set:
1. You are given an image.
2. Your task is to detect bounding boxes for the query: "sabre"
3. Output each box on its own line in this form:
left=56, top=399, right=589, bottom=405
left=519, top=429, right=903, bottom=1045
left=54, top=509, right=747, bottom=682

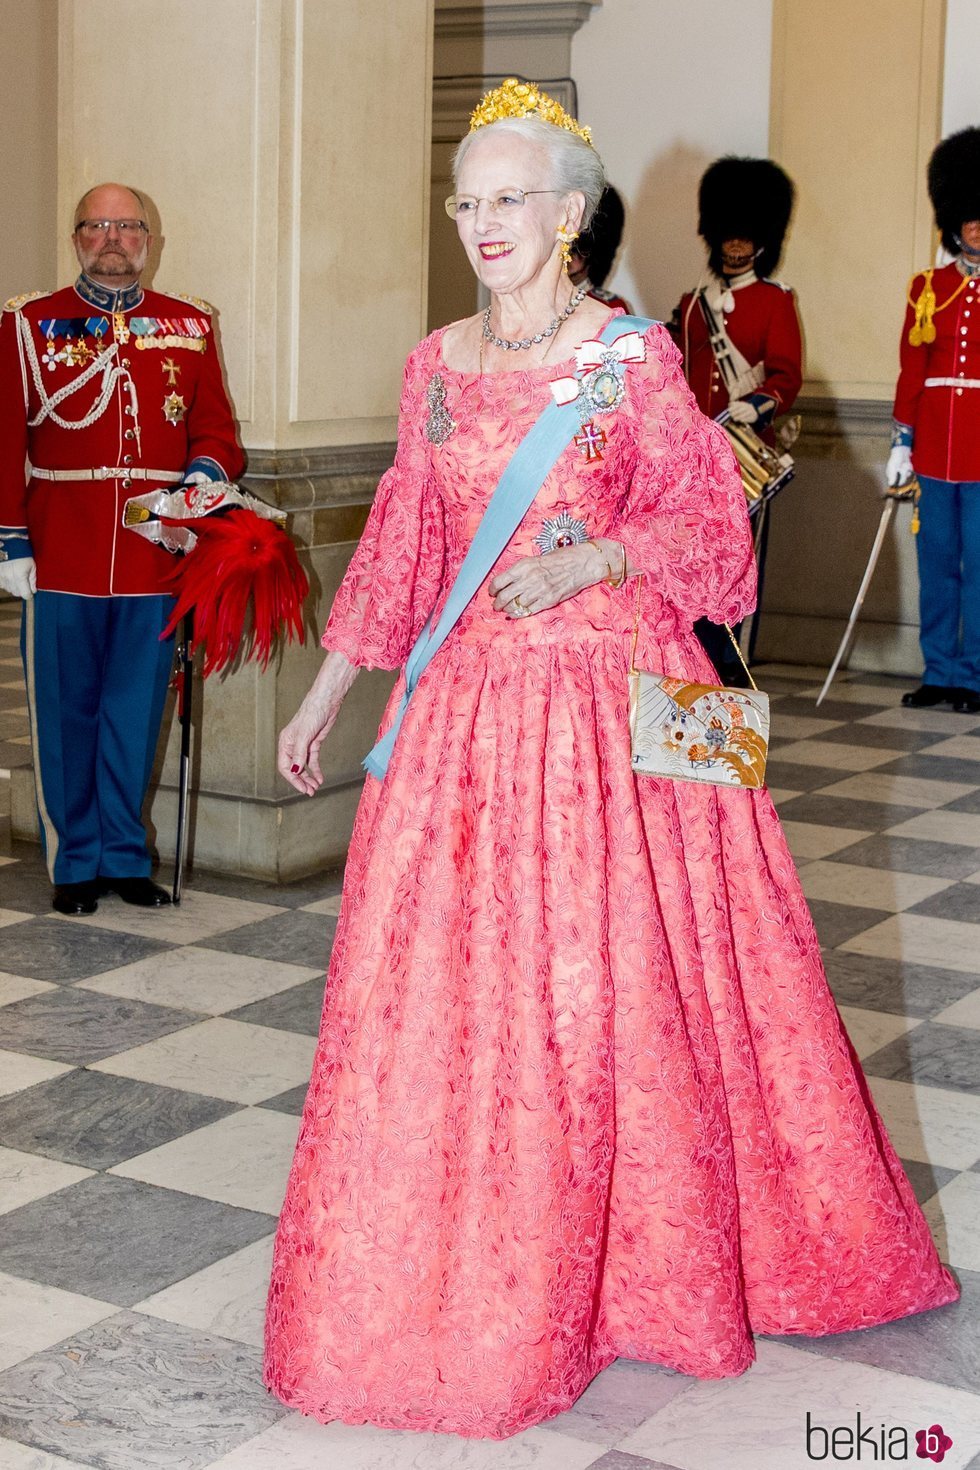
left=815, top=487, right=916, bottom=707
left=172, top=611, right=194, bottom=905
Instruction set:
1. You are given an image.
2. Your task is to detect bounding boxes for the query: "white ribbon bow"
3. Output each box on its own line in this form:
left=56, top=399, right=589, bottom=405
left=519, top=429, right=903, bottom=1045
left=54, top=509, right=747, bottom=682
left=550, top=329, right=647, bottom=405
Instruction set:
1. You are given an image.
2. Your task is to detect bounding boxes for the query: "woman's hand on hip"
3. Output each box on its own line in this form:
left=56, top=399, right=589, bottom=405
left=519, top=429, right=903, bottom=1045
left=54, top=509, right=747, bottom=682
left=489, top=540, right=617, bottom=617
left=278, top=650, right=358, bottom=795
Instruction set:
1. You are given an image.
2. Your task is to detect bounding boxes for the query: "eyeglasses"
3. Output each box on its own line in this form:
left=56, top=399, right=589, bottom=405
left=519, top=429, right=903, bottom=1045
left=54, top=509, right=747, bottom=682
left=74, top=219, right=149, bottom=237
left=444, top=189, right=558, bottom=220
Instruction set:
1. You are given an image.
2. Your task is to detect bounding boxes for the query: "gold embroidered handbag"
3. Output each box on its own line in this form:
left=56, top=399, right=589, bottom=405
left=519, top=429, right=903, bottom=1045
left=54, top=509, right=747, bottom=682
left=628, top=580, right=770, bottom=789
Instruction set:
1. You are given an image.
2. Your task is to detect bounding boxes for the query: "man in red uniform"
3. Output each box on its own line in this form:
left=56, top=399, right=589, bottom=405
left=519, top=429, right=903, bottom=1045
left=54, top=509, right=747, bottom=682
left=0, top=182, right=243, bottom=913
left=670, top=156, right=802, bottom=682
left=887, top=128, right=980, bottom=714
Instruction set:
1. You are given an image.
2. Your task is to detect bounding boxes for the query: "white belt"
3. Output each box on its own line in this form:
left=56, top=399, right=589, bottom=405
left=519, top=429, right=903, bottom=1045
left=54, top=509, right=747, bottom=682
left=29, top=466, right=184, bottom=483
left=924, top=377, right=980, bottom=389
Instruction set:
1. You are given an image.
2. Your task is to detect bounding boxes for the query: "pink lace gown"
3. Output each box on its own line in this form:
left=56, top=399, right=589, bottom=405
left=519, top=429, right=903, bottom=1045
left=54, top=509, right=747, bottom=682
left=264, top=319, right=957, bottom=1439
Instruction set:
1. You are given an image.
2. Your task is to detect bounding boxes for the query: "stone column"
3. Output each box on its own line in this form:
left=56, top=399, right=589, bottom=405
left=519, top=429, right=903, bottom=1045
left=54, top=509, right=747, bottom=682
left=13, top=0, right=434, bottom=879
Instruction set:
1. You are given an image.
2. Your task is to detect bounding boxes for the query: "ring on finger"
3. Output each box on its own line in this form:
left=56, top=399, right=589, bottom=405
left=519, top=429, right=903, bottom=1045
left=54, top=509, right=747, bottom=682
left=512, top=594, right=530, bottom=618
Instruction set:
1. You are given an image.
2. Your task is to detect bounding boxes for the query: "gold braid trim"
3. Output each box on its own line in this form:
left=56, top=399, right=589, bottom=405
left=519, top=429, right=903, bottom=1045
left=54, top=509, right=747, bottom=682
left=906, top=268, right=969, bottom=346
left=469, top=78, right=593, bottom=148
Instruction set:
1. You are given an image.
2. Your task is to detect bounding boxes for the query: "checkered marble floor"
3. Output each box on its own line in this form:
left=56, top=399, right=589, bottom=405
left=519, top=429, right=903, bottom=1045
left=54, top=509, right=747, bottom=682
left=1, top=592, right=980, bottom=1467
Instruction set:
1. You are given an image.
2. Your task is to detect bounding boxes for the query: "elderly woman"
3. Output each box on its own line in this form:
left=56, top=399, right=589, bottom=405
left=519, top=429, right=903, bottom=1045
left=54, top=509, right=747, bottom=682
left=264, top=81, right=956, bottom=1440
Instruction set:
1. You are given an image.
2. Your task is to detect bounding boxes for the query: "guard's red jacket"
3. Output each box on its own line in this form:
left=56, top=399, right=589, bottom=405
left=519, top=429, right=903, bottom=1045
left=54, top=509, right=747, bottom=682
left=673, top=276, right=803, bottom=426
left=894, top=261, right=980, bottom=482
left=0, top=280, right=243, bottom=596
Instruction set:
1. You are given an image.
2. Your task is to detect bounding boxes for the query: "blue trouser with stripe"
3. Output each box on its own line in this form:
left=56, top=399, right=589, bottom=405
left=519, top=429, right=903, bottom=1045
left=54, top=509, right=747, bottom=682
left=915, top=477, right=980, bottom=690
left=21, top=592, right=175, bottom=885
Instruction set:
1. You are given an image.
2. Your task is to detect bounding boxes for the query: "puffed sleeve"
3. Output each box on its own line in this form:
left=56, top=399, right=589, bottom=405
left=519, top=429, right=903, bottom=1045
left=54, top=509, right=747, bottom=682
left=322, top=342, right=444, bottom=670
left=607, top=324, right=756, bottom=627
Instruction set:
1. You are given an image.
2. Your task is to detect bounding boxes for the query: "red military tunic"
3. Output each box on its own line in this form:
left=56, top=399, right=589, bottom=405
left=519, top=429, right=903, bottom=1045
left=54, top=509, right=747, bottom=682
left=674, top=274, right=803, bottom=423
left=894, top=261, right=980, bottom=482
left=0, top=281, right=243, bottom=596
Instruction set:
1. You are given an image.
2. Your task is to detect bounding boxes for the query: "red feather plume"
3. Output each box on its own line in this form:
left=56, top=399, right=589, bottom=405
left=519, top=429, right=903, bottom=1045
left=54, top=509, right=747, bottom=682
left=160, top=509, right=309, bottom=676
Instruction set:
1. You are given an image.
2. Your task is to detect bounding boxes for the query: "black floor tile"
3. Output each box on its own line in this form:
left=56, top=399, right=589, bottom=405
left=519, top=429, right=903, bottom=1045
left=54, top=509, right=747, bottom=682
left=0, top=916, right=174, bottom=982
left=825, top=834, right=980, bottom=879
left=0, top=1068, right=239, bottom=1169
left=862, top=1022, right=980, bottom=1095
left=0, top=988, right=197, bottom=1065
left=227, top=977, right=325, bottom=1036
left=906, top=883, right=980, bottom=924
left=822, top=950, right=980, bottom=1018
left=806, top=898, right=892, bottom=949
left=873, top=752, right=980, bottom=787
left=201, top=909, right=335, bottom=970
left=776, top=794, right=924, bottom=831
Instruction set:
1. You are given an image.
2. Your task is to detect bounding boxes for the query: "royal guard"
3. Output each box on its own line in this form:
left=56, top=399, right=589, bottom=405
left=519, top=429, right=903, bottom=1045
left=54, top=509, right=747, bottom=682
left=888, top=128, right=980, bottom=714
left=567, top=185, right=632, bottom=312
left=0, top=182, right=244, bottom=914
left=669, top=156, right=802, bottom=684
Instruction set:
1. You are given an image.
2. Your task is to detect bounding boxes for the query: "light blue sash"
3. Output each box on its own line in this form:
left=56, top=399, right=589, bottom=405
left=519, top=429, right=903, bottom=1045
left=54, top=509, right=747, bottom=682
left=364, top=314, right=655, bottom=779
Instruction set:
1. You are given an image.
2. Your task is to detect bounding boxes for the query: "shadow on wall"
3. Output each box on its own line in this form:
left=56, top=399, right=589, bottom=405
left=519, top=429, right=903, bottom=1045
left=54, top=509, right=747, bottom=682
left=627, top=141, right=714, bottom=321
left=757, top=380, right=919, bottom=675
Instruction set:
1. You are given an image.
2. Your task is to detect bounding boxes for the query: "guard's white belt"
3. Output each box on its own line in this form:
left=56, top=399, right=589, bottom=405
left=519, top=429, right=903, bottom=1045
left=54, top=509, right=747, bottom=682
left=29, top=466, right=184, bottom=483
left=924, top=377, right=980, bottom=389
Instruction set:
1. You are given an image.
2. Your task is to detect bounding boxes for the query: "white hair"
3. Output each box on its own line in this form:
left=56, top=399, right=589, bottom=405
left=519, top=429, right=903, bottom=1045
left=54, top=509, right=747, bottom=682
left=453, top=117, right=606, bottom=229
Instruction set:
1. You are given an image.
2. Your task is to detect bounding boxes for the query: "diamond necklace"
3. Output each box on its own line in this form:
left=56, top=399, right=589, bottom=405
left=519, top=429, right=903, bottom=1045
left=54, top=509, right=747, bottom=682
left=482, top=284, right=589, bottom=351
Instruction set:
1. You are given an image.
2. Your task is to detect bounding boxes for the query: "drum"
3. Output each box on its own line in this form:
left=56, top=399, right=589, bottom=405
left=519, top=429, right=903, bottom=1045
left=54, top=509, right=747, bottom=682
left=718, top=414, right=795, bottom=517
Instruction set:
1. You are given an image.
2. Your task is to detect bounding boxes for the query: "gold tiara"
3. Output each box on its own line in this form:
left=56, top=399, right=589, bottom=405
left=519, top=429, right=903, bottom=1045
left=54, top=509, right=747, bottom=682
left=469, top=78, right=593, bottom=148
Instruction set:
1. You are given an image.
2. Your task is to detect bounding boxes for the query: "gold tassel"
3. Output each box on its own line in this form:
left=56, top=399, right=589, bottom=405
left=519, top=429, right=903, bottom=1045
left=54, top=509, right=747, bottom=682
left=908, top=269, right=936, bottom=347
left=910, top=482, right=921, bottom=535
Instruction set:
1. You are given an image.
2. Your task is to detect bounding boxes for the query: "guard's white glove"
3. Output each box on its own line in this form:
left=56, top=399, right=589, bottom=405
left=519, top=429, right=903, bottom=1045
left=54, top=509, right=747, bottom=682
left=727, top=398, right=759, bottom=425
left=886, top=444, right=914, bottom=488
left=0, top=557, right=36, bottom=599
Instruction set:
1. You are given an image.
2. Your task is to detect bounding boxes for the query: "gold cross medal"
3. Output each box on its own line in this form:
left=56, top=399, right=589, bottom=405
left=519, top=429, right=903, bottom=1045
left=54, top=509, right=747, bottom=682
left=162, top=391, right=187, bottom=425
left=162, top=356, right=180, bottom=386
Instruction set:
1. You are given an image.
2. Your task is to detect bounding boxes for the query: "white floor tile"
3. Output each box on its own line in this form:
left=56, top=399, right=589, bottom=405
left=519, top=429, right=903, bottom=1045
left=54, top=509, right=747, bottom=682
left=0, top=1049, right=74, bottom=1099
left=0, top=910, right=33, bottom=931
left=110, top=1107, right=300, bottom=1216
left=819, top=772, right=977, bottom=808
left=922, top=1171, right=980, bottom=1274
left=841, top=912, right=980, bottom=975
left=0, top=1145, right=92, bottom=1216
left=0, top=974, right=55, bottom=1007
left=801, top=682, right=909, bottom=706
left=920, top=735, right=980, bottom=763
left=780, top=821, right=872, bottom=861
left=887, top=810, right=980, bottom=846
left=798, top=860, right=952, bottom=913
left=54, top=890, right=286, bottom=945
left=209, top=1415, right=606, bottom=1470
left=837, top=1005, right=922, bottom=1059
left=859, top=705, right=980, bottom=733
left=0, top=1272, right=114, bottom=1372
left=932, top=988, right=980, bottom=1029
left=300, top=895, right=344, bottom=917
left=136, top=1233, right=275, bottom=1346
left=866, top=1077, right=980, bottom=1169
left=76, top=946, right=321, bottom=1015
left=0, top=1443, right=95, bottom=1470
left=88, top=1017, right=316, bottom=1104
left=770, top=739, right=904, bottom=772
left=619, top=1339, right=980, bottom=1470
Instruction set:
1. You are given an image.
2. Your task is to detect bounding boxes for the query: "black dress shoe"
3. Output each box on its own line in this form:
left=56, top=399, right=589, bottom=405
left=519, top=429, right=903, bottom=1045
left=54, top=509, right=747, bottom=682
left=952, top=688, right=980, bottom=714
left=99, top=876, right=172, bottom=907
left=52, top=881, right=99, bottom=915
left=901, top=684, right=956, bottom=708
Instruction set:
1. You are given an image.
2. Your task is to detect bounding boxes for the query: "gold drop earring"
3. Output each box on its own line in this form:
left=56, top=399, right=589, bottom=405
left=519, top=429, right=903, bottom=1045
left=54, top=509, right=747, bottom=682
left=556, top=228, right=579, bottom=274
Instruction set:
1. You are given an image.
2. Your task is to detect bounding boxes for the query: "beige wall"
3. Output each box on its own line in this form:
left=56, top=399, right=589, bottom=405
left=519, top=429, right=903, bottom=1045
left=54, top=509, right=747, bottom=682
left=770, top=0, right=945, bottom=401
left=0, top=0, right=58, bottom=302
left=57, top=0, right=432, bottom=450
left=571, top=0, right=773, bottom=321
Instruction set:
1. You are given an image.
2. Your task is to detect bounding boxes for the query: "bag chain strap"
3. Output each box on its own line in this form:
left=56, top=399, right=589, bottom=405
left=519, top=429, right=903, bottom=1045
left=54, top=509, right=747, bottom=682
left=629, top=573, right=758, bottom=692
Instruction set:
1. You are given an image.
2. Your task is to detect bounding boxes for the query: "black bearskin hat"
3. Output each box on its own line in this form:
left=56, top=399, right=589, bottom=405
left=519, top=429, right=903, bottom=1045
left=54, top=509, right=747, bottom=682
left=574, top=185, right=625, bottom=288
left=698, top=156, right=795, bottom=278
left=927, top=127, right=980, bottom=255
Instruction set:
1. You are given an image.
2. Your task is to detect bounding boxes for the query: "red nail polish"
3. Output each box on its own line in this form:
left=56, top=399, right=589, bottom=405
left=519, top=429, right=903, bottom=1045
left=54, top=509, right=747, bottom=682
left=291, top=764, right=300, bottom=773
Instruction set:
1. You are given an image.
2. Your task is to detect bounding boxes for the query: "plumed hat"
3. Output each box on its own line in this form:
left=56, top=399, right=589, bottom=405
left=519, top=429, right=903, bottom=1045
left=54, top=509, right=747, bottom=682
left=698, top=156, right=795, bottom=278
left=927, top=127, right=980, bottom=255
left=574, top=185, right=625, bottom=288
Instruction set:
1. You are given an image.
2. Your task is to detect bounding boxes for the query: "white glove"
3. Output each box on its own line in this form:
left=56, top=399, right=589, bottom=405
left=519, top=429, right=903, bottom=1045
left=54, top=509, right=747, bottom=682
left=886, top=445, right=914, bottom=488
left=727, top=398, right=759, bottom=425
left=0, top=557, right=36, bottom=599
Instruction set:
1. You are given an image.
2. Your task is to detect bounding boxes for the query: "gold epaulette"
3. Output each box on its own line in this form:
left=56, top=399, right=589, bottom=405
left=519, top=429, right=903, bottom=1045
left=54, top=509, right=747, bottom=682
left=906, top=266, right=969, bottom=346
left=166, top=291, right=213, bottom=316
left=3, top=289, right=52, bottom=313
